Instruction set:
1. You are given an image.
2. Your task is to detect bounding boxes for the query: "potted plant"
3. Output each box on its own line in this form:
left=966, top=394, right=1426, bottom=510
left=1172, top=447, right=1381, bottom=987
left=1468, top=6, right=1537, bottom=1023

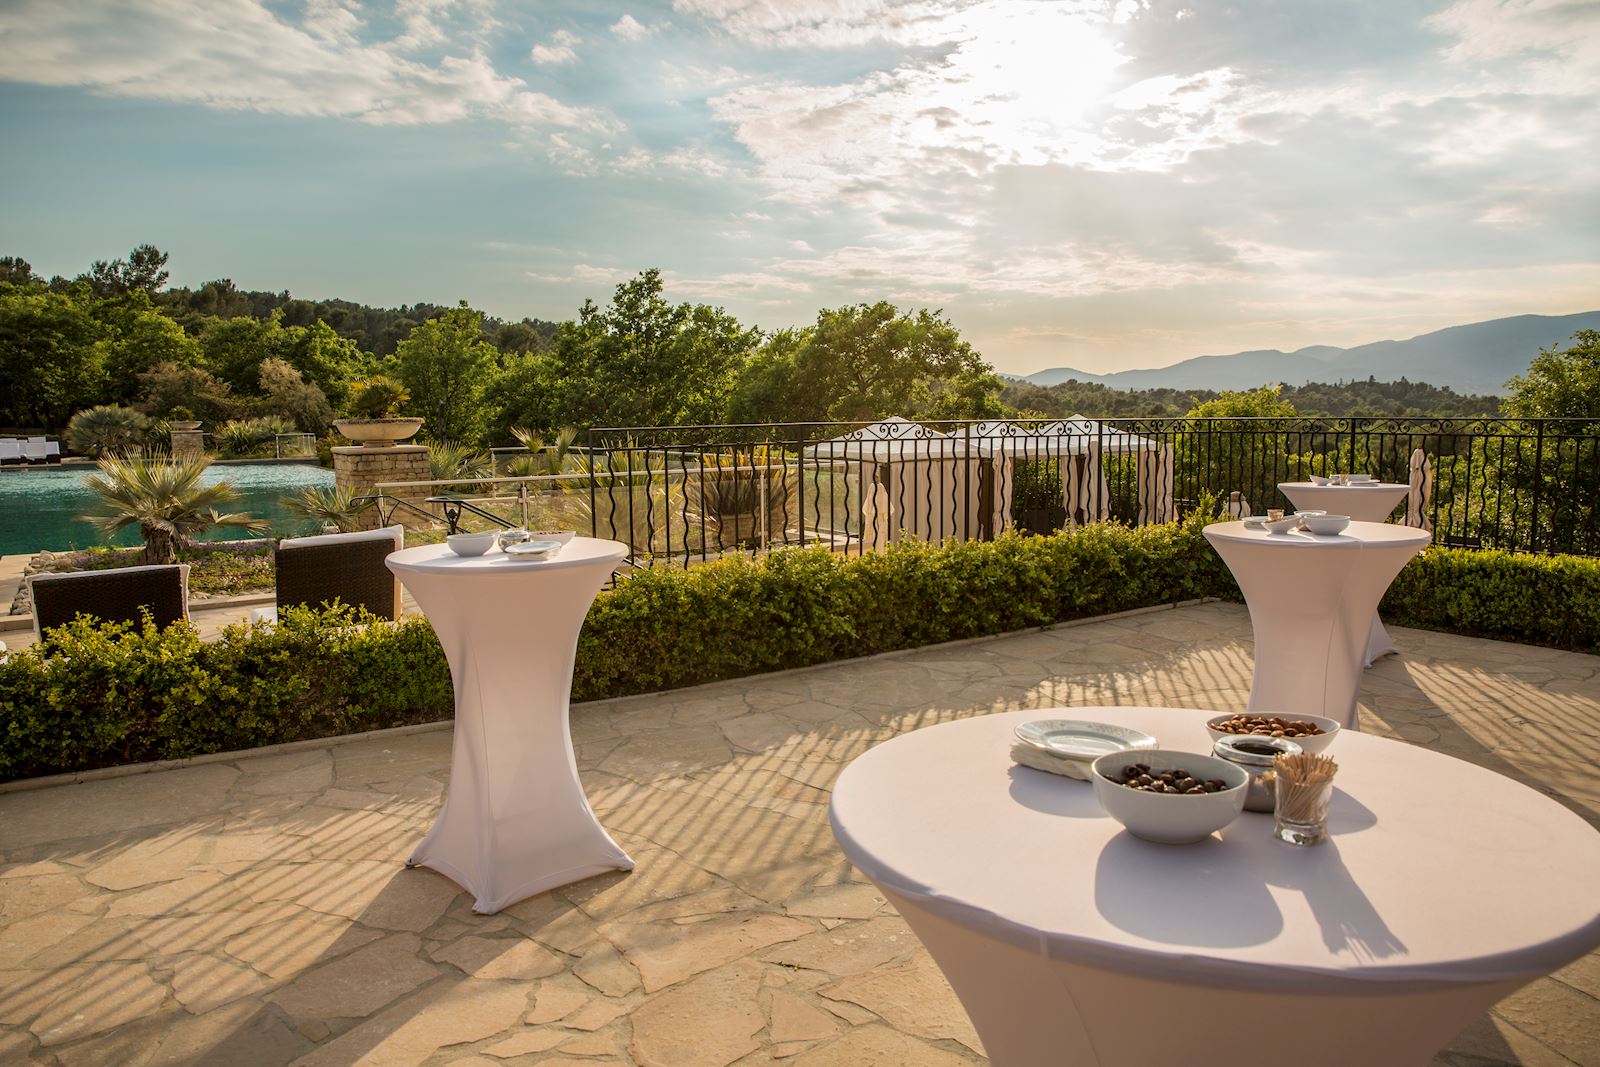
left=333, top=376, right=423, bottom=447
left=168, top=406, right=202, bottom=432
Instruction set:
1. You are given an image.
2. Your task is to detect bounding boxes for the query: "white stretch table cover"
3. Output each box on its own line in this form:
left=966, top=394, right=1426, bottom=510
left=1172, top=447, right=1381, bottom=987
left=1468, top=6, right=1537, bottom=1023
left=1280, top=482, right=1417, bottom=664
left=1279, top=481, right=1411, bottom=523
left=1204, top=521, right=1431, bottom=729
left=388, top=538, right=631, bottom=913
left=830, top=707, right=1600, bottom=1067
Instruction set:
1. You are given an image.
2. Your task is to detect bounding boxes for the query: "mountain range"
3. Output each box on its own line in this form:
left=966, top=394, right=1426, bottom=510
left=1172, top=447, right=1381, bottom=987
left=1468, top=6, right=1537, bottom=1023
left=1011, top=311, right=1600, bottom=395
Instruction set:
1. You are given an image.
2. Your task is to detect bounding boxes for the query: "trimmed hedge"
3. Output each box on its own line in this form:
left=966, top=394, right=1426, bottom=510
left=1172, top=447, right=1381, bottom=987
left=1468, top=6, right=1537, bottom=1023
left=4, top=511, right=1596, bottom=781
left=1382, top=545, right=1600, bottom=651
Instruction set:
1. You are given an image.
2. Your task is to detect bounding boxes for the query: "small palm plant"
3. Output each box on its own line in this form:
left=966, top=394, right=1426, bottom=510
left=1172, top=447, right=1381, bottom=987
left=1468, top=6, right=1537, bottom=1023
left=427, top=444, right=492, bottom=483
left=347, top=376, right=410, bottom=419
left=508, top=425, right=580, bottom=476
left=283, top=484, right=374, bottom=533
left=65, top=404, right=151, bottom=457
left=80, top=452, right=269, bottom=564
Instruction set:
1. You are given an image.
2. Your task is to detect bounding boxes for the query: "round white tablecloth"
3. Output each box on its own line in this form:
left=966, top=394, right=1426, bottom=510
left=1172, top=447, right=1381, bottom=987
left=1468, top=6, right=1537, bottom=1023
left=1204, top=520, right=1430, bottom=729
left=1279, top=481, right=1411, bottom=524
left=388, top=538, right=631, bottom=913
left=1278, top=483, right=1419, bottom=664
left=830, top=707, right=1600, bottom=1067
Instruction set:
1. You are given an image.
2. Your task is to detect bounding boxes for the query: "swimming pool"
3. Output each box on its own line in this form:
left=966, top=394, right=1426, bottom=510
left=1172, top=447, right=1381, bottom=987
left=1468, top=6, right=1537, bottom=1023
left=0, top=462, right=336, bottom=556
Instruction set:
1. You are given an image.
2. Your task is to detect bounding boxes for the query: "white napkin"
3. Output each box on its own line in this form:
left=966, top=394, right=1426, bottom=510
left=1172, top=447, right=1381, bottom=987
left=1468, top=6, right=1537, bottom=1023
left=1010, top=742, right=1093, bottom=781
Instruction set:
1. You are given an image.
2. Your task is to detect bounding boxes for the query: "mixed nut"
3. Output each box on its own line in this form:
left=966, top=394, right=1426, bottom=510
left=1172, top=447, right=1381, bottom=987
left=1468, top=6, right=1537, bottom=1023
left=1106, top=762, right=1229, bottom=794
left=1211, top=714, right=1325, bottom=739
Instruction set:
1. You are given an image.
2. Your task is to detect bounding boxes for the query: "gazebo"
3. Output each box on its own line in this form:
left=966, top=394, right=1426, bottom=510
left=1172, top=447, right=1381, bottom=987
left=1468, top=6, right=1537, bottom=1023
left=803, top=418, right=1002, bottom=548
left=967, top=417, right=1174, bottom=530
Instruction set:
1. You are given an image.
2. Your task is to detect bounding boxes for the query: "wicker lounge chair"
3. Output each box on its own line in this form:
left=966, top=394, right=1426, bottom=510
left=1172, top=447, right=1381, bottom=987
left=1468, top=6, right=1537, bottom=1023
left=273, top=525, right=405, bottom=620
left=28, top=564, right=191, bottom=640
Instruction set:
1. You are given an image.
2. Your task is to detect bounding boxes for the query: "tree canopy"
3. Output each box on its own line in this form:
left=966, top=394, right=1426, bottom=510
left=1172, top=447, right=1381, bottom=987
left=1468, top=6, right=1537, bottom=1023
left=1503, top=330, right=1600, bottom=420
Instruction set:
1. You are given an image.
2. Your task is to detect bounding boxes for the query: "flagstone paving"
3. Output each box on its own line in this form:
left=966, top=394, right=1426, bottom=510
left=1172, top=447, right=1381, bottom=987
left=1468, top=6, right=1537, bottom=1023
left=1, top=600, right=1597, bottom=1066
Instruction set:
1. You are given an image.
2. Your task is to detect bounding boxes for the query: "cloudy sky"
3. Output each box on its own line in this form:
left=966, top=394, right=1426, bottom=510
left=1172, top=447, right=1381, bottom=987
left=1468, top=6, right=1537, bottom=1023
left=2, top=0, right=1597, bottom=375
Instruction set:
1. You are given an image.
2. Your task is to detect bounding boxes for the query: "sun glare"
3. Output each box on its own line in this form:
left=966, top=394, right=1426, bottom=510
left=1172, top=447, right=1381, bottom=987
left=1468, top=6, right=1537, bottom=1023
left=946, top=1, right=1129, bottom=163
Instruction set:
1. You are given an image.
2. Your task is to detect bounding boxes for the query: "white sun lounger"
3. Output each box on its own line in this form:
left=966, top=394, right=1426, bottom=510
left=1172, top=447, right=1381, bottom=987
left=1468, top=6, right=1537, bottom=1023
left=23, top=438, right=47, bottom=464
left=43, top=440, right=61, bottom=463
left=0, top=440, right=20, bottom=465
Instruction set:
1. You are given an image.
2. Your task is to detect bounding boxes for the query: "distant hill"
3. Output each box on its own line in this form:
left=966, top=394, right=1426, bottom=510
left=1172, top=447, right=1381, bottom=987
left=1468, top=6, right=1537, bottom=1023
left=1017, top=312, right=1600, bottom=394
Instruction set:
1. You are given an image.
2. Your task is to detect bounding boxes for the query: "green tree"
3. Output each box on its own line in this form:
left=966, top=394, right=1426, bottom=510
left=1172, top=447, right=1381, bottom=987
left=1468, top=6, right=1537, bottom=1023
left=85, top=244, right=170, bottom=296
left=1183, top=384, right=1299, bottom=420
left=393, top=303, right=499, bottom=445
left=0, top=285, right=107, bottom=427
left=138, top=361, right=238, bottom=424
left=778, top=302, right=1002, bottom=423
left=101, top=295, right=204, bottom=404
left=257, top=358, right=333, bottom=433
left=1503, top=330, right=1600, bottom=419
left=0, top=256, right=38, bottom=287
left=542, top=270, right=761, bottom=430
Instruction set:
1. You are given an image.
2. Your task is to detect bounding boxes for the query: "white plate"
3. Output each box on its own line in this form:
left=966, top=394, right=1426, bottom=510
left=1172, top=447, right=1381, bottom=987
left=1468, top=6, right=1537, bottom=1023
left=502, top=539, right=564, bottom=560
left=1014, top=719, right=1158, bottom=760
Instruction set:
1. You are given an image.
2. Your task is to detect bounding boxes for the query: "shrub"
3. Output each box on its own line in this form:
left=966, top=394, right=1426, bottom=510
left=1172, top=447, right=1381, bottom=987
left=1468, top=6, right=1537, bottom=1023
left=6, top=514, right=1596, bottom=782
left=65, top=404, right=151, bottom=457
left=0, top=606, right=452, bottom=780
left=1381, top=546, right=1600, bottom=651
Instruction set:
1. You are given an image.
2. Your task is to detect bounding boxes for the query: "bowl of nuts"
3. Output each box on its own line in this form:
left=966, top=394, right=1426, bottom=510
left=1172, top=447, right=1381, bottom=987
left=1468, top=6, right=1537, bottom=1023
left=1206, top=712, right=1340, bottom=755
left=1089, top=750, right=1249, bottom=844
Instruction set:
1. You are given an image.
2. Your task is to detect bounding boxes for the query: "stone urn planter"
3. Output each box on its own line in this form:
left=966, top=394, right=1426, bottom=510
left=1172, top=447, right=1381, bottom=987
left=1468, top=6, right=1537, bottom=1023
left=333, top=418, right=425, bottom=448
left=169, top=420, right=202, bottom=432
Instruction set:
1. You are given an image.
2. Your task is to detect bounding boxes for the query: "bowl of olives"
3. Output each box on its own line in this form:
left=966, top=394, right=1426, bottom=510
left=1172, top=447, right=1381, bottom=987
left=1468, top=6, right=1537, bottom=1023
left=1090, top=750, right=1249, bottom=845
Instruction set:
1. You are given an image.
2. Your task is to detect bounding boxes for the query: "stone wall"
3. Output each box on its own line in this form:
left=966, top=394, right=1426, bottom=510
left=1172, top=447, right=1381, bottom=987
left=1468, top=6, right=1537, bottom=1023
left=170, top=430, right=207, bottom=462
left=332, top=445, right=434, bottom=530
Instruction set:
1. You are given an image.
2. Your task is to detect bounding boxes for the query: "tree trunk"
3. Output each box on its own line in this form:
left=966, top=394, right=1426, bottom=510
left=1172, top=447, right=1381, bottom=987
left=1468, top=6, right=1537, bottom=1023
left=141, top=524, right=178, bottom=565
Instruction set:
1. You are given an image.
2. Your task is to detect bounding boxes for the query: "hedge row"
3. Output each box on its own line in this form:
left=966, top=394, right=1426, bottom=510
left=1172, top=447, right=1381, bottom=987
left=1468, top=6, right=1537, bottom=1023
left=4, top=512, right=1597, bottom=781
left=1382, top=545, right=1600, bottom=651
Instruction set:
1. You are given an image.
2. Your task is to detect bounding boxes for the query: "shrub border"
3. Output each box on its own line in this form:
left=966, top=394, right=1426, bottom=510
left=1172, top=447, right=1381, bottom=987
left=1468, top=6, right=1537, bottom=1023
left=0, top=597, right=1212, bottom=795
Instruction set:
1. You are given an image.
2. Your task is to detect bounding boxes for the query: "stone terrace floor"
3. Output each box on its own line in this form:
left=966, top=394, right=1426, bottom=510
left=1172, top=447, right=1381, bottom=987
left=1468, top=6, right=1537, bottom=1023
left=1, top=601, right=1597, bottom=1067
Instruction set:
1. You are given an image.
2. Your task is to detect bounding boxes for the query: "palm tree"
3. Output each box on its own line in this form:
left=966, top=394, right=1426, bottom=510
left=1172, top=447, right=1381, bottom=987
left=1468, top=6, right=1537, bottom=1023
left=282, top=484, right=374, bottom=533
left=64, top=404, right=151, bottom=457
left=80, top=452, right=269, bottom=564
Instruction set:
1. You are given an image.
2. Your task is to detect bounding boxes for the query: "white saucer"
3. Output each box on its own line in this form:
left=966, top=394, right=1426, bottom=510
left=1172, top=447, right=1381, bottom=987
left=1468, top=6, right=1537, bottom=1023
left=1013, top=719, right=1158, bottom=760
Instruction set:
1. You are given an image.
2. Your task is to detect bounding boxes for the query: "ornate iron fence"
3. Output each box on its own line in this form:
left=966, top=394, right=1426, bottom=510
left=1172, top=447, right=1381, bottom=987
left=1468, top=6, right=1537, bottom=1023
left=575, top=417, right=1600, bottom=565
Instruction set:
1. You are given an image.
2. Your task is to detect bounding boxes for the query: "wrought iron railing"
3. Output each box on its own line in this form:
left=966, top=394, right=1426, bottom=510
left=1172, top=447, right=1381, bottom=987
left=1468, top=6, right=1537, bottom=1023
left=368, top=417, right=1600, bottom=567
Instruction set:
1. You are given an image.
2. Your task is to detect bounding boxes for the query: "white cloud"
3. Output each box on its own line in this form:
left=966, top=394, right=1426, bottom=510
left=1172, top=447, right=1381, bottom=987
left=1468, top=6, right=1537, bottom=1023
left=0, top=0, right=620, bottom=162
left=530, top=28, right=580, bottom=66
left=610, top=14, right=654, bottom=41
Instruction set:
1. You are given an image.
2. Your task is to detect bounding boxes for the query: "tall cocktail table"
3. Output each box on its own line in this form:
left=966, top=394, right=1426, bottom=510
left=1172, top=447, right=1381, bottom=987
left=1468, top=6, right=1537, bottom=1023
left=1279, top=481, right=1416, bottom=664
left=387, top=537, right=631, bottom=913
left=1204, top=520, right=1430, bottom=729
left=831, top=707, right=1600, bottom=1067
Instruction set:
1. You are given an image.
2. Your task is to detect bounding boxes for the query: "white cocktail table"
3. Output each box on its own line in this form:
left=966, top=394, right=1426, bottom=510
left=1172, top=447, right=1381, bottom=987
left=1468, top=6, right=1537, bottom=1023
left=1279, top=482, right=1417, bottom=664
left=387, top=538, right=632, bottom=913
left=830, top=707, right=1600, bottom=1067
left=1204, top=520, right=1430, bottom=729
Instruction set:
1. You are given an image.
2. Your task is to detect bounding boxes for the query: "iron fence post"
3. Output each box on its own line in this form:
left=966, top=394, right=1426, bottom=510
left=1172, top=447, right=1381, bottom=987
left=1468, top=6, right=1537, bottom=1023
left=1531, top=420, right=1544, bottom=554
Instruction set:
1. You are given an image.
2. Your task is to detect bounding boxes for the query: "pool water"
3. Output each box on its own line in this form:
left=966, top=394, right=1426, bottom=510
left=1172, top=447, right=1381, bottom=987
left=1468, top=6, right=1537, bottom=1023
left=0, top=463, right=336, bottom=555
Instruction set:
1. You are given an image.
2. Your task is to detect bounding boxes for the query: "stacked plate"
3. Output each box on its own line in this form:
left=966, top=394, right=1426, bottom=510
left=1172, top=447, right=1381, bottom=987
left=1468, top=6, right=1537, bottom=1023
left=1011, top=719, right=1158, bottom=781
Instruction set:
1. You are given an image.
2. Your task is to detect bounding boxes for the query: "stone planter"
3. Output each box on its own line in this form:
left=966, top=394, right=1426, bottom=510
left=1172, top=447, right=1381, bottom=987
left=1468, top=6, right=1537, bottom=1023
left=169, top=421, right=202, bottom=432
left=333, top=418, right=424, bottom=448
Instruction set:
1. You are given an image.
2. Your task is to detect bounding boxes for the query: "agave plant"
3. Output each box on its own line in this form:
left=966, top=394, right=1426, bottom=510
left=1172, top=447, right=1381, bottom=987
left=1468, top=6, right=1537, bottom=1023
left=282, top=484, right=374, bottom=533
left=80, top=452, right=269, bottom=564
left=64, top=404, right=151, bottom=457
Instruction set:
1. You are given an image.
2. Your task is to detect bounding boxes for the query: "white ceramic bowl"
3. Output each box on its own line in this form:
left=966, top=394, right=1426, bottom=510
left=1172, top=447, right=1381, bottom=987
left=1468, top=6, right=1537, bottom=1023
left=1264, top=515, right=1302, bottom=535
left=528, top=529, right=576, bottom=546
left=1206, top=712, right=1340, bottom=755
left=446, top=531, right=499, bottom=557
left=1308, top=474, right=1330, bottom=485
left=1089, top=750, right=1249, bottom=844
left=1301, top=514, right=1350, bottom=536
